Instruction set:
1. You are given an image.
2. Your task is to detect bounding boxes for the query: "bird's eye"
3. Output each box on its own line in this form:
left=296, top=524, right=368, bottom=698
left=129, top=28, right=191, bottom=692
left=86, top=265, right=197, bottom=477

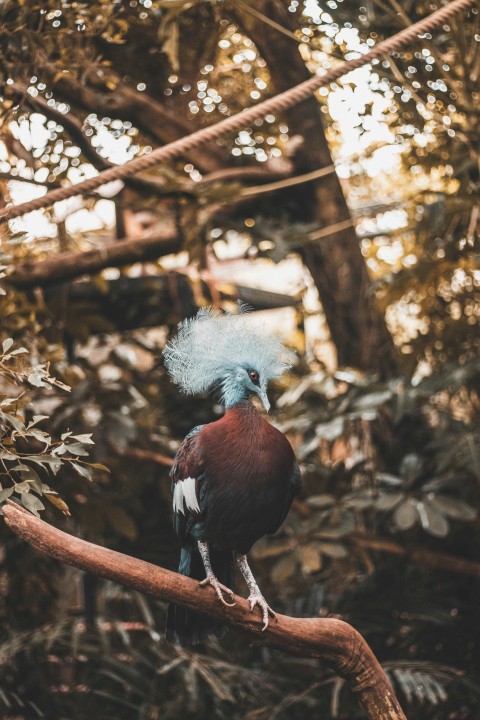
left=248, top=369, right=259, bottom=384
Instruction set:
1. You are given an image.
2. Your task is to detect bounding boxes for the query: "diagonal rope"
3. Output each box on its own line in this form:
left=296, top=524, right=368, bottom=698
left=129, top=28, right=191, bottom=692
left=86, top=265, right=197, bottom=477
left=0, top=0, right=476, bottom=222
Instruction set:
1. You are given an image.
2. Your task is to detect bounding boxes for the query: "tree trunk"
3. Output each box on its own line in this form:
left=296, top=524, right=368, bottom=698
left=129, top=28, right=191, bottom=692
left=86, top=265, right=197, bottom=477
left=231, top=1, right=398, bottom=378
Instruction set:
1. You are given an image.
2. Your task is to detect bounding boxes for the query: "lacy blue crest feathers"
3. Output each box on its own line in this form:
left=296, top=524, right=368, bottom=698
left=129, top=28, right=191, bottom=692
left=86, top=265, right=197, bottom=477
left=163, top=306, right=295, bottom=396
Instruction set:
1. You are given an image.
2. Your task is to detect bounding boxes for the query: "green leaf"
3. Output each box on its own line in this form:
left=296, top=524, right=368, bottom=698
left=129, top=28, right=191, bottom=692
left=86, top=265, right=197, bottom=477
left=27, top=415, right=49, bottom=429
left=417, top=500, right=450, bottom=537
left=106, top=506, right=137, bottom=540
left=375, top=492, right=404, bottom=511
left=375, top=472, right=403, bottom=486
left=89, top=463, right=111, bottom=473
left=0, top=487, right=14, bottom=502
left=72, top=463, right=93, bottom=481
left=0, top=412, right=25, bottom=432
left=44, top=493, right=71, bottom=516
left=428, top=494, right=476, bottom=521
left=271, top=552, right=297, bottom=584
left=351, top=390, right=393, bottom=411
left=27, top=371, right=48, bottom=388
left=306, top=494, right=336, bottom=508
left=66, top=443, right=90, bottom=457
left=71, top=433, right=95, bottom=444
left=2, top=338, right=13, bottom=353
left=21, top=493, right=45, bottom=517
left=315, top=417, right=344, bottom=441
left=299, top=544, right=322, bottom=573
left=394, top=499, right=418, bottom=530
left=316, top=541, right=348, bottom=559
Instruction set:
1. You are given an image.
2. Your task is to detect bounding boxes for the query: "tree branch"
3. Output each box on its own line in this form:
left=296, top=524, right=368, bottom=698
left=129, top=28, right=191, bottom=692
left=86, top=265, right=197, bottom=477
left=353, top=533, right=480, bottom=578
left=6, top=229, right=181, bottom=289
left=3, top=501, right=406, bottom=720
left=45, top=70, right=227, bottom=174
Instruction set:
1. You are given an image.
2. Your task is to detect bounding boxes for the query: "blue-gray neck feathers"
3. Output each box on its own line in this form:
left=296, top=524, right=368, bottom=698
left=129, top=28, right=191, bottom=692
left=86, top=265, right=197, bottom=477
left=163, top=306, right=294, bottom=409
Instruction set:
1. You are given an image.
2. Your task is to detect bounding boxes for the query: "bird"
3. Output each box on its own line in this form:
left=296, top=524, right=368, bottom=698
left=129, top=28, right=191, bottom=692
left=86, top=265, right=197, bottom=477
left=163, top=305, right=300, bottom=646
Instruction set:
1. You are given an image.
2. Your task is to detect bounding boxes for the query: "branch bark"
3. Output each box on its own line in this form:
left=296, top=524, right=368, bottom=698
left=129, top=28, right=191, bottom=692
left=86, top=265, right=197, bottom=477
left=6, top=230, right=181, bottom=289
left=3, top=501, right=406, bottom=720
left=46, top=70, right=227, bottom=174
left=353, top=533, right=480, bottom=578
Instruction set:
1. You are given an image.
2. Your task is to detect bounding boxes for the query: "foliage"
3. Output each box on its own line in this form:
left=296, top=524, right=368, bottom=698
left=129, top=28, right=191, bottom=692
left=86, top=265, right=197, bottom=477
left=0, top=334, right=102, bottom=517
left=0, top=1, right=479, bottom=719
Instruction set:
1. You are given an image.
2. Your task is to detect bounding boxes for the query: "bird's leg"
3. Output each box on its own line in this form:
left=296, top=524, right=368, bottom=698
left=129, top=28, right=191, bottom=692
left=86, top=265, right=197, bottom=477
left=236, top=554, right=276, bottom=631
left=197, top=541, right=236, bottom=607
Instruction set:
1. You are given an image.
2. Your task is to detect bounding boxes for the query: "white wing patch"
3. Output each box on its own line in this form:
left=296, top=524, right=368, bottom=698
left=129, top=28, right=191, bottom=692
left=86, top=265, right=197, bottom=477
left=173, top=477, right=201, bottom=515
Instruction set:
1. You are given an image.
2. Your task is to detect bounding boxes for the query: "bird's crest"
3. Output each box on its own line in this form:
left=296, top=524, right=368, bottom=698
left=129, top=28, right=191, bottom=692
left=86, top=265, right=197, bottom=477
left=163, top=305, right=295, bottom=395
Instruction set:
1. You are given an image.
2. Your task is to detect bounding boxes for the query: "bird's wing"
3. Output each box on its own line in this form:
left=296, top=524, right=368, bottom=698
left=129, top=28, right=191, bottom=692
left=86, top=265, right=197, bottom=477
left=170, top=425, right=206, bottom=542
left=268, top=460, right=301, bottom=535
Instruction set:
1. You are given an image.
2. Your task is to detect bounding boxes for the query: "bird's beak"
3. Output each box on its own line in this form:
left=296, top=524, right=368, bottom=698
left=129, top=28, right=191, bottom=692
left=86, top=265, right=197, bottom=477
left=258, top=390, right=270, bottom=413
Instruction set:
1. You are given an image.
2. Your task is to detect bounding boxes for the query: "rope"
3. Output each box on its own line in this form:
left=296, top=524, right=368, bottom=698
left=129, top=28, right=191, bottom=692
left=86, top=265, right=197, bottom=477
left=0, top=0, right=476, bottom=222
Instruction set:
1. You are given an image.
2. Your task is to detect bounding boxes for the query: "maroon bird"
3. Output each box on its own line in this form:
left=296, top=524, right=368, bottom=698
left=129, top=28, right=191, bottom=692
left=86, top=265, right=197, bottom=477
left=163, top=306, right=300, bottom=645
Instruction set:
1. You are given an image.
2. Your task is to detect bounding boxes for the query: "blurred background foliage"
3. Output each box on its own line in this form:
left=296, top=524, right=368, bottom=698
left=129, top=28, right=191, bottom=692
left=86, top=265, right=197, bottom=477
left=0, top=1, right=479, bottom=718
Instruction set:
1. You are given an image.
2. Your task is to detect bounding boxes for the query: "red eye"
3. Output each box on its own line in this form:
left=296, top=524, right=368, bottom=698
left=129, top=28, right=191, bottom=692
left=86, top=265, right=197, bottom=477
left=248, top=369, right=259, bottom=383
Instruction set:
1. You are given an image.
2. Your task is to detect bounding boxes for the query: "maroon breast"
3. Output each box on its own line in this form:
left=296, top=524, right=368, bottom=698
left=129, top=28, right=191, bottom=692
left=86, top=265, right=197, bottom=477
left=198, top=401, right=296, bottom=552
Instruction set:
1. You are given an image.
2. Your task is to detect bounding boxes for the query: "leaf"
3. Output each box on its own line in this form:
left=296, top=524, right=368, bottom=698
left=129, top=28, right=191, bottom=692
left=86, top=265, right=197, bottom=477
left=44, top=493, right=71, bottom=516
left=315, top=513, right=356, bottom=539
left=21, top=493, right=45, bottom=517
left=27, top=371, right=48, bottom=388
left=394, top=499, right=418, bottom=530
left=351, top=390, right=393, bottom=411
left=315, top=417, right=344, bottom=441
left=71, top=433, right=95, bottom=444
left=306, top=494, right=336, bottom=508
left=299, top=544, right=322, bottom=573
left=400, top=454, right=422, bottom=485
left=428, top=495, right=476, bottom=521
left=417, top=501, right=449, bottom=537
left=375, top=472, right=403, bottom=486
left=316, top=542, right=348, bottom=559
left=89, top=463, right=111, bottom=473
left=106, top=506, right=137, bottom=540
left=271, top=553, right=297, bottom=584
left=66, top=443, right=90, bottom=457
left=72, top=463, right=93, bottom=481
left=0, top=487, right=14, bottom=502
left=2, top=338, right=13, bottom=353
left=375, top=492, right=404, bottom=511
left=251, top=538, right=295, bottom=560
left=27, top=415, right=49, bottom=428
left=0, top=412, right=25, bottom=432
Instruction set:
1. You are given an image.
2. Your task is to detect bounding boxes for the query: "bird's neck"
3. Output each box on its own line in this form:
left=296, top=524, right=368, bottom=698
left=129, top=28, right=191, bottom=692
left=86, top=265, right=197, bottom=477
left=221, top=379, right=249, bottom=409
left=223, top=399, right=259, bottom=419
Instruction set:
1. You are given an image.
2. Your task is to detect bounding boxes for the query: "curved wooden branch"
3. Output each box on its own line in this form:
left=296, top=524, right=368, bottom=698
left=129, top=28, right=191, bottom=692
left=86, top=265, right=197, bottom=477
left=3, top=501, right=406, bottom=719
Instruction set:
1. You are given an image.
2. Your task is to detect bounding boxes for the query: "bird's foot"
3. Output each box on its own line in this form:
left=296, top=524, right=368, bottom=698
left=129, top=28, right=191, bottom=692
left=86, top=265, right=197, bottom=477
left=248, top=592, right=276, bottom=631
left=200, top=574, right=236, bottom=607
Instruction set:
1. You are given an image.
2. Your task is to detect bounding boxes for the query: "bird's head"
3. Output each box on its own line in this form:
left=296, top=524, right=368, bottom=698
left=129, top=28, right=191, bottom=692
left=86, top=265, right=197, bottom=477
left=219, top=364, right=270, bottom=412
left=163, top=305, right=294, bottom=411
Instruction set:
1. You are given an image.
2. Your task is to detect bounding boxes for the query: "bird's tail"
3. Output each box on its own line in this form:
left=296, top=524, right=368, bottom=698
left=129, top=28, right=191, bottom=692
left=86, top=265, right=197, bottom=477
left=166, top=545, right=234, bottom=646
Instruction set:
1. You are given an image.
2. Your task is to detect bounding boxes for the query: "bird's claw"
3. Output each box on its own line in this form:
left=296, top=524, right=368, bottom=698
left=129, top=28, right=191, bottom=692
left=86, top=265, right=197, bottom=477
left=200, top=575, right=236, bottom=607
left=248, top=592, right=276, bottom=631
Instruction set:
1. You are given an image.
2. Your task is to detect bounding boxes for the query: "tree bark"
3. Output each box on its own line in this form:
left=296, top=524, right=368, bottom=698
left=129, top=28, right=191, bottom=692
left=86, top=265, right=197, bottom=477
left=46, top=69, right=228, bottom=174
left=230, top=1, right=398, bottom=378
left=3, top=501, right=406, bottom=720
left=7, top=230, right=181, bottom=289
